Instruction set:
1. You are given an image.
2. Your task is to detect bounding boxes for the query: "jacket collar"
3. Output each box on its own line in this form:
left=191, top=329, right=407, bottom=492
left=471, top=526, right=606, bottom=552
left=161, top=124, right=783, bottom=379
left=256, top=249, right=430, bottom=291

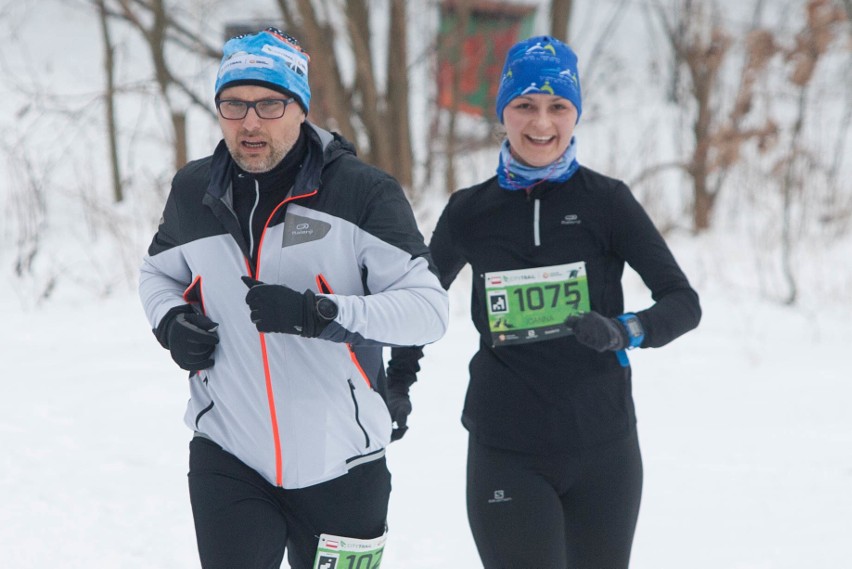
left=205, top=122, right=354, bottom=202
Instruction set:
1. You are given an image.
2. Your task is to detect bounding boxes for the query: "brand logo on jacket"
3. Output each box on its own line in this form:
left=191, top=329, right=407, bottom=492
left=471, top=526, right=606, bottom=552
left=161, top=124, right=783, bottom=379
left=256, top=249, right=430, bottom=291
left=561, top=213, right=581, bottom=225
left=282, top=212, right=331, bottom=247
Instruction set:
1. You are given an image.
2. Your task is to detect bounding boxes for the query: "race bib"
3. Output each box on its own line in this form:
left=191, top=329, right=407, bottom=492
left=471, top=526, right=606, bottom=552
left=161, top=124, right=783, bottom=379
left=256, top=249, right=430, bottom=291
left=313, top=532, right=386, bottom=569
left=484, top=261, right=590, bottom=346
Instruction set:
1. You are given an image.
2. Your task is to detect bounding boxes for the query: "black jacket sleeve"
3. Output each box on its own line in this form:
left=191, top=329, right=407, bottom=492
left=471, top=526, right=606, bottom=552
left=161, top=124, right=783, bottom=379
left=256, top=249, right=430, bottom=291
left=428, top=194, right=468, bottom=291
left=610, top=183, right=701, bottom=348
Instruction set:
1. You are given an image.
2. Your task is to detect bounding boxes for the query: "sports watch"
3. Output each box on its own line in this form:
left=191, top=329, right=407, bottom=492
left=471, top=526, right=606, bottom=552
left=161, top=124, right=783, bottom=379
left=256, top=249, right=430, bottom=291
left=616, top=313, right=645, bottom=349
left=615, top=313, right=644, bottom=368
left=315, top=296, right=338, bottom=321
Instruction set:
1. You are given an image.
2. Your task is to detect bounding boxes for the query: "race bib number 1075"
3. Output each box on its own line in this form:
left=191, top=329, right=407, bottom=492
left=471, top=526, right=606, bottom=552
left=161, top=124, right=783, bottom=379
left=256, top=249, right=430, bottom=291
left=484, top=261, right=590, bottom=346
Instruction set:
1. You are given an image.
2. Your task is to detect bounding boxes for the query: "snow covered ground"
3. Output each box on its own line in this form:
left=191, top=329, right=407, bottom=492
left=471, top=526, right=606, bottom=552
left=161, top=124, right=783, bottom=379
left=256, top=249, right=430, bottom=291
left=2, top=252, right=850, bottom=568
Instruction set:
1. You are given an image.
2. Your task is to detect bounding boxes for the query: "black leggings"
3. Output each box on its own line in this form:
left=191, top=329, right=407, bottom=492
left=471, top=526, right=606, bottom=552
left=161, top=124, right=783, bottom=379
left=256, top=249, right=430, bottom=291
left=188, top=437, right=390, bottom=569
left=466, top=431, right=643, bottom=569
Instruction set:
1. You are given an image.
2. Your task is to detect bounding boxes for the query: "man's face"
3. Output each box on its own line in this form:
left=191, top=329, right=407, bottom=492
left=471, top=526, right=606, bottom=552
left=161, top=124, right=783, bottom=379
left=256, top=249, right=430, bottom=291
left=217, top=84, right=306, bottom=173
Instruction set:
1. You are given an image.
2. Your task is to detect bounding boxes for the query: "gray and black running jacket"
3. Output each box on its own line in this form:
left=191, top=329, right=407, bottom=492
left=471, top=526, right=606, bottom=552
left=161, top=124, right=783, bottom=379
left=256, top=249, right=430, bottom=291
left=140, top=124, right=448, bottom=489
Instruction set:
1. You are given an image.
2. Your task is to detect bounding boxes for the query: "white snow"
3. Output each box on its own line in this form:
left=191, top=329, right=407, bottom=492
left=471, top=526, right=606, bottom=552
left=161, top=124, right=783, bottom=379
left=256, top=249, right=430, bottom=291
left=2, top=256, right=850, bottom=567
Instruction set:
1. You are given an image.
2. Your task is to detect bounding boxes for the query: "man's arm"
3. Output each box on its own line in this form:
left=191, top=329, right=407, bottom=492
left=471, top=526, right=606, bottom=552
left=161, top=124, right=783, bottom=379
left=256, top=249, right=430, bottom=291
left=318, top=177, right=450, bottom=348
left=139, top=186, right=194, bottom=331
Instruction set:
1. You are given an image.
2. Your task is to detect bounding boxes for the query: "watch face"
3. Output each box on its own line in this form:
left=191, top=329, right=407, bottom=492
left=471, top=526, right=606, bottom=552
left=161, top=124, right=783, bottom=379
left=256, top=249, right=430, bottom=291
left=317, top=297, right=338, bottom=320
left=625, top=319, right=642, bottom=336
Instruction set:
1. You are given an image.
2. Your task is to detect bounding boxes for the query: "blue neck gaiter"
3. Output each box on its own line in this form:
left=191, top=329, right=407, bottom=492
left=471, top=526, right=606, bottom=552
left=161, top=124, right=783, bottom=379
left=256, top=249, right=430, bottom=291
left=496, top=137, right=580, bottom=191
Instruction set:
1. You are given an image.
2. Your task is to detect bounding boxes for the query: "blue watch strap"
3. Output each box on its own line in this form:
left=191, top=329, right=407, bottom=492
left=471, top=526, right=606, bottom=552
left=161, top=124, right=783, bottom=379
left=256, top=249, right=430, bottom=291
left=616, top=314, right=644, bottom=366
left=616, top=313, right=645, bottom=349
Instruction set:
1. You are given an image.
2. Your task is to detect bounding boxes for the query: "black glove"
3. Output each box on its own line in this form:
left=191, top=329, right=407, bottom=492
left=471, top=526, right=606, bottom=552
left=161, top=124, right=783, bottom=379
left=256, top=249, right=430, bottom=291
left=565, top=311, right=628, bottom=352
left=155, top=306, right=220, bottom=371
left=385, top=347, right=423, bottom=442
left=386, top=382, right=412, bottom=442
left=242, top=276, right=333, bottom=337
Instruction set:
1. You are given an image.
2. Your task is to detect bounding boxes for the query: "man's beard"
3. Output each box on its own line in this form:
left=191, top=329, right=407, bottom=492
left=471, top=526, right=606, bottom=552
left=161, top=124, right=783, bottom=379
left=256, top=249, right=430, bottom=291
left=228, top=137, right=292, bottom=173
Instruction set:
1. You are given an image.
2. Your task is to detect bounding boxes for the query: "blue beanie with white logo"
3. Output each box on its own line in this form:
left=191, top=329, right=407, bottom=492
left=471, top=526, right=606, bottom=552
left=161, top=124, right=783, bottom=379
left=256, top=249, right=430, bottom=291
left=495, top=35, right=582, bottom=124
left=215, top=28, right=311, bottom=114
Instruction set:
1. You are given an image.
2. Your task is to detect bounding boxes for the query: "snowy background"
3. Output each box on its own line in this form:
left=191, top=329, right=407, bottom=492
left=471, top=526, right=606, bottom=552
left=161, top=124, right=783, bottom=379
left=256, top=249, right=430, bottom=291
left=2, top=0, right=851, bottom=567
left=2, top=255, right=851, bottom=568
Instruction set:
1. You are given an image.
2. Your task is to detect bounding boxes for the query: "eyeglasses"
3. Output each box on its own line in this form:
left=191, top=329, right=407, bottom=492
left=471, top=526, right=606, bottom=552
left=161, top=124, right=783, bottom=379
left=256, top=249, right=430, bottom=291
left=216, top=98, right=296, bottom=120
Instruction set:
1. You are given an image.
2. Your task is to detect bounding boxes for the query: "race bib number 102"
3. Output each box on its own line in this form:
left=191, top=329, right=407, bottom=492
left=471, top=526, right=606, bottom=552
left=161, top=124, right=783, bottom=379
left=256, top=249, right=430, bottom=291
left=313, top=532, right=386, bottom=569
left=484, top=261, right=590, bottom=346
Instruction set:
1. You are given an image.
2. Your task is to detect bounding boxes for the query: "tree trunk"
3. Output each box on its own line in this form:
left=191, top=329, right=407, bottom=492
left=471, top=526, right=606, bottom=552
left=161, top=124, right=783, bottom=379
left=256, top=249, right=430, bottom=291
left=120, top=0, right=189, bottom=169
left=290, top=0, right=358, bottom=145
left=97, top=0, right=123, bottom=202
left=172, top=111, right=188, bottom=172
left=345, top=0, right=391, bottom=171
left=779, top=86, right=809, bottom=306
left=387, top=0, right=413, bottom=188
left=656, top=1, right=732, bottom=234
left=549, top=0, right=574, bottom=42
left=690, top=69, right=713, bottom=232
left=692, top=178, right=713, bottom=232
left=445, top=0, right=472, bottom=194
left=277, top=0, right=413, bottom=187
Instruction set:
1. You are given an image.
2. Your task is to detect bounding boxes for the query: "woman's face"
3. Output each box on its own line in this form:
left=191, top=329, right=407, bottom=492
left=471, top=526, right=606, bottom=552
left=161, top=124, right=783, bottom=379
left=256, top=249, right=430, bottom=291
left=502, top=94, right=578, bottom=168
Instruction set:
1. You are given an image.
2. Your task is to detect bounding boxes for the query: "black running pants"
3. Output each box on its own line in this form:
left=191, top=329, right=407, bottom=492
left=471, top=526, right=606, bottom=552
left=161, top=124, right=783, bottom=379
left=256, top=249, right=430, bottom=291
left=466, top=431, right=643, bottom=569
left=188, top=436, right=390, bottom=569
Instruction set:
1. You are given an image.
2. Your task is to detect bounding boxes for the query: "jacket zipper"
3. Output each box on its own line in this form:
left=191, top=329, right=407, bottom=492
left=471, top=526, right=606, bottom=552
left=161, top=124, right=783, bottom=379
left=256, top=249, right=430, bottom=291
left=315, top=273, right=372, bottom=388
left=247, top=179, right=260, bottom=256
left=525, top=190, right=542, bottom=247
left=348, top=379, right=371, bottom=448
left=533, top=197, right=541, bottom=247
left=251, top=188, right=319, bottom=487
left=195, top=401, right=214, bottom=429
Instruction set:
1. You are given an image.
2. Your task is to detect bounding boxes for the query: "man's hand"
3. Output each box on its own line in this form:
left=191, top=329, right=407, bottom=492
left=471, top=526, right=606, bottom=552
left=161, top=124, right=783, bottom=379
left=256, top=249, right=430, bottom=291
left=242, top=276, right=331, bottom=337
left=158, top=310, right=220, bottom=371
left=564, top=311, right=629, bottom=352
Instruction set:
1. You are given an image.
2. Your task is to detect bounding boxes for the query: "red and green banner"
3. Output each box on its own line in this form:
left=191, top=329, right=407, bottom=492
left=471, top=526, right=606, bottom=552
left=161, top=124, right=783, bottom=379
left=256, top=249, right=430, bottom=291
left=438, top=1, right=536, bottom=117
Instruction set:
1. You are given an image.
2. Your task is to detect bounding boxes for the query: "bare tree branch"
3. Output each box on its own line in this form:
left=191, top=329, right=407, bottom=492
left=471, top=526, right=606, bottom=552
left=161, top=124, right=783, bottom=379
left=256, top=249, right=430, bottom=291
left=96, top=0, right=221, bottom=58
left=628, top=161, right=690, bottom=188
left=581, top=0, right=630, bottom=97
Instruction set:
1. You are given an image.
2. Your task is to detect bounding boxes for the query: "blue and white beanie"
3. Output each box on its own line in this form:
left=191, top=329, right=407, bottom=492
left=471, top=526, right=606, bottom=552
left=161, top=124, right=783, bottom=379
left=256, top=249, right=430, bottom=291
left=215, top=28, right=311, bottom=114
left=495, top=35, right=582, bottom=124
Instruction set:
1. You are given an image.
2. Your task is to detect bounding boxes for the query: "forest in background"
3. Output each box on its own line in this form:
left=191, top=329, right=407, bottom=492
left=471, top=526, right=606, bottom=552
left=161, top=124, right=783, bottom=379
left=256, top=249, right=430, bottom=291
left=0, top=0, right=850, bottom=306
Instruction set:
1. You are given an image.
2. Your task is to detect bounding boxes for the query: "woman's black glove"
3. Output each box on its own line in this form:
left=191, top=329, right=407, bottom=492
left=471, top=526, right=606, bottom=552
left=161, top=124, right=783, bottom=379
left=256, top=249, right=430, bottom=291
left=242, top=276, right=335, bottom=337
left=155, top=306, right=220, bottom=371
left=564, top=311, right=628, bottom=352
